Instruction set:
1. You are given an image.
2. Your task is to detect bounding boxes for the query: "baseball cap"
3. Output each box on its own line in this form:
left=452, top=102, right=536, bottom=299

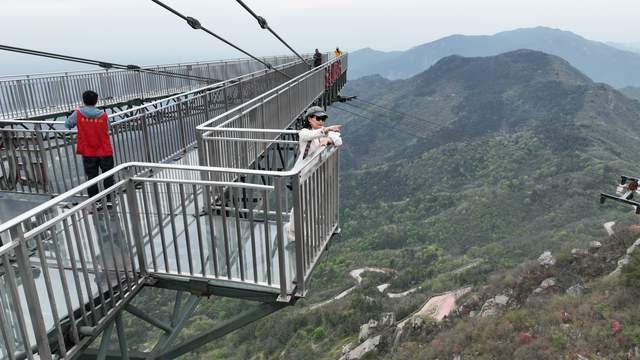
left=305, top=106, right=327, bottom=119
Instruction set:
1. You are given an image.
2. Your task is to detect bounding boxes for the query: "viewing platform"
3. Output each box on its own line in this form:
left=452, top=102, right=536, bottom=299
left=0, top=53, right=347, bottom=359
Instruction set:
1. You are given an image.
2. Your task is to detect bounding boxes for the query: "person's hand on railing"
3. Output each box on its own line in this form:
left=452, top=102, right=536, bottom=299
left=322, top=125, right=341, bottom=134
left=320, top=138, right=333, bottom=146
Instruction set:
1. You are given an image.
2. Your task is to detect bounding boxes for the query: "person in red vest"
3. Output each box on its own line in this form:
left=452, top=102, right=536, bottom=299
left=65, top=90, right=114, bottom=206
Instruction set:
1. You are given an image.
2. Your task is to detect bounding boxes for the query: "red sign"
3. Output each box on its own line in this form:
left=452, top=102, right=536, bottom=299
left=324, top=60, right=342, bottom=90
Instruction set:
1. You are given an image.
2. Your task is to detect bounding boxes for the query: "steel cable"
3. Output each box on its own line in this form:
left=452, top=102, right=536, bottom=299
left=352, top=97, right=444, bottom=128
left=332, top=104, right=430, bottom=140
left=234, top=0, right=311, bottom=67
left=0, top=44, right=217, bottom=83
left=150, top=0, right=292, bottom=79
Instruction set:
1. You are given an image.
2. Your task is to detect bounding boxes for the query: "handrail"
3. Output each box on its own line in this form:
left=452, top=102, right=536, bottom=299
left=0, top=148, right=332, bottom=239
left=0, top=54, right=310, bottom=119
left=0, top=57, right=310, bottom=124
left=197, top=55, right=346, bottom=132
left=0, top=58, right=313, bottom=195
left=0, top=53, right=347, bottom=360
left=196, top=54, right=348, bottom=173
left=0, top=54, right=312, bottom=79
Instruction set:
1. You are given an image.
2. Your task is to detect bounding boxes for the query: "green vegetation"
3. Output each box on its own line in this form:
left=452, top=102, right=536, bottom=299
left=127, top=50, right=640, bottom=358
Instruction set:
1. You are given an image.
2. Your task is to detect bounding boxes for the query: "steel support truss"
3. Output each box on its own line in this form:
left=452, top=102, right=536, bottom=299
left=75, top=285, right=288, bottom=360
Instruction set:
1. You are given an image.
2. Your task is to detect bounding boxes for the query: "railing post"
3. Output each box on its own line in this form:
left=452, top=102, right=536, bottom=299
left=203, top=90, right=211, bottom=120
left=177, top=102, right=187, bottom=153
left=126, top=178, right=148, bottom=276
left=33, top=123, right=52, bottom=193
left=136, top=71, right=145, bottom=101
left=141, top=111, right=152, bottom=162
left=223, top=86, right=229, bottom=112
left=273, top=177, right=290, bottom=302
left=14, top=235, right=53, bottom=359
left=291, top=174, right=306, bottom=296
left=1, top=131, right=18, bottom=191
left=16, top=80, right=29, bottom=119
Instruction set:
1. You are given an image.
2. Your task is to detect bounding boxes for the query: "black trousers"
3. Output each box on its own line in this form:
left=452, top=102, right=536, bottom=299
left=83, top=156, right=115, bottom=199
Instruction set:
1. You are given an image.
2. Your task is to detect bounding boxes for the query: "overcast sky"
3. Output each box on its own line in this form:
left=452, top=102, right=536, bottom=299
left=1, top=0, right=639, bottom=75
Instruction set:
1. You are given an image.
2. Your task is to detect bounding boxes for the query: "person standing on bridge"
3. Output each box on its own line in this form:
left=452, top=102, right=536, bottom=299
left=285, top=106, right=342, bottom=245
left=65, top=90, right=114, bottom=206
left=313, top=49, right=322, bottom=67
left=298, top=105, right=342, bottom=161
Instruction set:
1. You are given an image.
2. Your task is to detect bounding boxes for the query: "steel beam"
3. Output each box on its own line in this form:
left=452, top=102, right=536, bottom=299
left=124, top=304, right=173, bottom=334
left=152, top=294, right=200, bottom=354
left=148, top=273, right=285, bottom=303
left=158, top=302, right=287, bottom=359
left=76, top=349, right=150, bottom=360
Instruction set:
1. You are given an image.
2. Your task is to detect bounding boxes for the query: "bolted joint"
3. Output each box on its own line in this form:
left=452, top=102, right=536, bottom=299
left=186, top=16, right=202, bottom=30
left=98, top=62, right=114, bottom=69
left=257, top=16, right=268, bottom=29
left=126, top=64, right=141, bottom=70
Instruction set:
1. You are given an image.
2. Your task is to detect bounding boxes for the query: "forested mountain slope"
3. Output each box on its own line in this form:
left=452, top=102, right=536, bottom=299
left=337, top=49, right=640, bottom=260
left=170, top=50, right=640, bottom=359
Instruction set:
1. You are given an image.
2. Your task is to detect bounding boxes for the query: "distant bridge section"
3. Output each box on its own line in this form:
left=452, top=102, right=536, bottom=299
left=0, top=55, right=308, bottom=120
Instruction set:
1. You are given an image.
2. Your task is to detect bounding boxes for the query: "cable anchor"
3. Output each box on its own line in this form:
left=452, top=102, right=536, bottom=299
left=256, top=16, right=268, bottom=29
left=186, top=16, right=202, bottom=30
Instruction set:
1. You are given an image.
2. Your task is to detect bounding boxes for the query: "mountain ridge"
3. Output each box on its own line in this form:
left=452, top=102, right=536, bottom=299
left=349, top=27, right=640, bottom=88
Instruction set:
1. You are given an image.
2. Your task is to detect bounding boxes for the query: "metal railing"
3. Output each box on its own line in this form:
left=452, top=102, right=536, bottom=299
left=195, top=54, right=348, bottom=294
left=0, top=59, right=312, bottom=196
left=0, top=55, right=307, bottom=120
left=196, top=54, right=348, bottom=176
left=0, top=143, right=339, bottom=358
left=0, top=53, right=347, bottom=359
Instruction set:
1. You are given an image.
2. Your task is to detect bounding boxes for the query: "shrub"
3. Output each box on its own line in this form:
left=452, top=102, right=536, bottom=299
left=622, top=252, right=640, bottom=288
left=311, top=326, right=326, bottom=340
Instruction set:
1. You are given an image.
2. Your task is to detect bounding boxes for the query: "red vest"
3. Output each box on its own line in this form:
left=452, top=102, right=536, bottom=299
left=75, top=110, right=113, bottom=157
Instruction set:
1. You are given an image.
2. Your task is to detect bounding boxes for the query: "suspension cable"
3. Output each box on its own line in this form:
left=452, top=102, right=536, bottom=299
left=352, top=97, right=444, bottom=128
left=233, top=0, right=311, bottom=67
left=0, top=44, right=217, bottom=83
left=344, top=101, right=423, bottom=128
left=332, top=104, right=429, bottom=140
left=150, top=0, right=292, bottom=79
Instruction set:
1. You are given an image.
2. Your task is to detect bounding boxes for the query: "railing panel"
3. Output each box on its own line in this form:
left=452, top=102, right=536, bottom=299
left=0, top=60, right=312, bottom=196
left=197, top=54, right=348, bottom=173
left=0, top=54, right=347, bottom=359
left=0, top=55, right=310, bottom=120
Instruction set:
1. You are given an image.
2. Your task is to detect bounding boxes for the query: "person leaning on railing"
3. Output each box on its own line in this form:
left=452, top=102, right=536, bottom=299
left=285, top=106, right=342, bottom=245
left=298, top=105, right=342, bottom=161
left=65, top=90, right=115, bottom=208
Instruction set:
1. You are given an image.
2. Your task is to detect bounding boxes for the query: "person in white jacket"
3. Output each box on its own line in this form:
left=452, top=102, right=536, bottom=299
left=297, top=105, right=342, bottom=162
left=285, top=106, right=342, bottom=250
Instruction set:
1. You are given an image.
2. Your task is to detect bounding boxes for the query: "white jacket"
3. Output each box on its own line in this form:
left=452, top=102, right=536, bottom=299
left=297, top=128, right=342, bottom=161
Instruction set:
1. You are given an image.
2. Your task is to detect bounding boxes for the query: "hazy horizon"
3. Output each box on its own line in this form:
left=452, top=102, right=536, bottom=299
left=1, top=0, right=639, bottom=75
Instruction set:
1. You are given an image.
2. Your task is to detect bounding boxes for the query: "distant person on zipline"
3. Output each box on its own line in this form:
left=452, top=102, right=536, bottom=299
left=65, top=90, right=114, bottom=206
left=334, top=47, right=342, bottom=58
left=313, top=48, right=322, bottom=67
